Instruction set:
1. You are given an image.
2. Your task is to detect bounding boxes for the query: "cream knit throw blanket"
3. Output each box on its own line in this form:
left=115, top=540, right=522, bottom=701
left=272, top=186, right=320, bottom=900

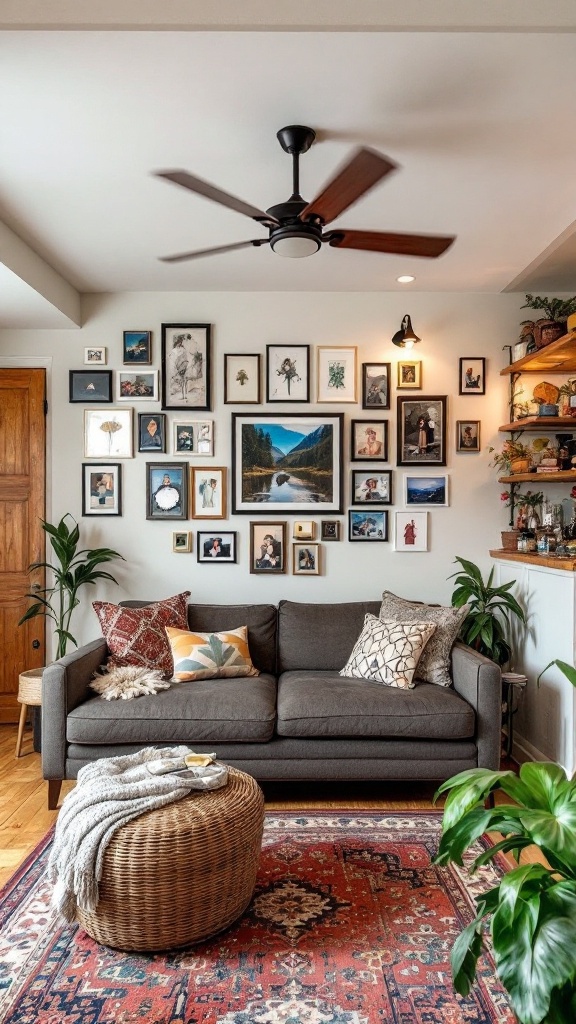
left=48, top=746, right=229, bottom=922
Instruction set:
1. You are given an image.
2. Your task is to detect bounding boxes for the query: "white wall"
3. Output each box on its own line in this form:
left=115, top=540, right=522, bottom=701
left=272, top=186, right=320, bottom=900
left=0, top=290, right=529, bottom=655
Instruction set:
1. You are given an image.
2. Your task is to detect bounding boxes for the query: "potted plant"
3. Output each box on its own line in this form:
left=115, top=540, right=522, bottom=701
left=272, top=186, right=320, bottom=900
left=19, top=514, right=124, bottom=660
left=433, top=658, right=576, bottom=1024
left=489, top=438, right=536, bottom=476
left=449, top=556, right=526, bottom=666
left=521, top=293, right=576, bottom=350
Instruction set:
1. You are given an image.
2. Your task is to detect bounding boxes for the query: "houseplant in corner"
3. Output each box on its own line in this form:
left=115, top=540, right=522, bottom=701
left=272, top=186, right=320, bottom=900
left=449, top=556, right=525, bottom=666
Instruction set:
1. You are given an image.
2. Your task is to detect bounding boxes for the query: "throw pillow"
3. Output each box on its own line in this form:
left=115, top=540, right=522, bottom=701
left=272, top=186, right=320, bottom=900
left=90, top=665, right=172, bottom=701
left=340, top=614, right=436, bottom=689
left=166, top=625, right=259, bottom=682
left=379, top=591, right=469, bottom=687
left=92, top=592, right=190, bottom=678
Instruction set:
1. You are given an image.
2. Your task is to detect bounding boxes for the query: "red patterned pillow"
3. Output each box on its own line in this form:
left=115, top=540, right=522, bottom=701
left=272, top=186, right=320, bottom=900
left=92, top=592, right=191, bottom=678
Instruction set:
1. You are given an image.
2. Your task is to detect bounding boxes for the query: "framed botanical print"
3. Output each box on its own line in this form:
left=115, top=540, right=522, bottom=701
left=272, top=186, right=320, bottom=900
left=161, top=323, right=211, bottom=411
left=138, top=412, right=166, bottom=453
left=190, top=466, right=227, bottom=519
left=231, top=413, right=344, bottom=514
left=397, top=360, right=422, bottom=390
left=172, top=531, right=192, bottom=553
left=350, top=419, right=388, bottom=462
left=197, top=531, right=237, bottom=563
left=224, top=354, right=261, bottom=404
left=146, top=463, right=188, bottom=520
left=250, top=521, right=287, bottom=574
left=173, top=420, right=214, bottom=456
left=117, top=370, right=158, bottom=401
left=361, top=363, right=390, bottom=409
left=351, top=470, right=392, bottom=506
left=348, top=510, right=388, bottom=541
left=293, top=543, right=320, bottom=575
left=396, top=396, right=447, bottom=467
left=70, top=370, right=112, bottom=403
left=317, top=346, right=357, bottom=403
left=459, top=357, right=486, bottom=395
left=404, top=474, right=448, bottom=506
left=456, top=419, right=480, bottom=452
left=82, top=463, right=121, bottom=516
left=84, top=408, right=133, bottom=458
left=123, top=330, right=152, bottom=364
left=84, top=346, right=106, bottom=365
left=394, top=511, right=428, bottom=552
left=266, top=344, right=310, bottom=402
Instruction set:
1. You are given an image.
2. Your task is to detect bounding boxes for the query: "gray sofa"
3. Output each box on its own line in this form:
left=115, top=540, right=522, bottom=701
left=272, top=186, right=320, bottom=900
left=42, top=599, right=502, bottom=808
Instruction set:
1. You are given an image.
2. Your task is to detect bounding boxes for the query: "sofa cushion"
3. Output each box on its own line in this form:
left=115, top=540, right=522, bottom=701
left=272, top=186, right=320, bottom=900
left=166, top=625, right=259, bottom=681
left=379, top=591, right=469, bottom=687
left=278, top=600, right=381, bottom=672
left=277, top=670, right=475, bottom=739
left=340, top=614, right=437, bottom=689
left=93, top=592, right=190, bottom=677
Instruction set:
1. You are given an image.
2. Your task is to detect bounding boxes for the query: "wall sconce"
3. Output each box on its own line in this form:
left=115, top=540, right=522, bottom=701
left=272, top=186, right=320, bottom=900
left=391, top=314, right=421, bottom=350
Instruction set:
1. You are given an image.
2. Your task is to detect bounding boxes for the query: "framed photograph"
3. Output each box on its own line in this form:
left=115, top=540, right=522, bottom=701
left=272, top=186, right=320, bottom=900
left=459, top=357, right=486, bottom=395
left=250, top=521, right=287, bottom=574
left=396, top=396, right=447, bottom=467
left=232, top=413, right=344, bottom=515
left=397, top=360, right=422, bottom=390
left=117, top=370, right=158, bottom=401
left=197, top=531, right=237, bottom=563
left=395, top=511, right=428, bottom=552
left=138, top=412, right=166, bottom=453
left=84, top=408, right=133, bottom=458
left=348, top=510, right=388, bottom=541
left=317, top=346, right=357, bottom=403
left=350, top=420, right=388, bottom=462
left=362, top=363, right=390, bottom=409
left=351, top=470, right=392, bottom=506
left=84, top=346, right=106, bottom=365
left=69, top=370, right=112, bottom=403
left=404, top=474, right=448, bottom=506
left=82, top=463, right=121, bottom=516
left=224, top=354, right=261, bottom=404
left=293, top=520, right=315, bottom=540
left=161, top=323, right=211, bottom=411
left=190, top=466, right=227, bottom=519
left=173, top=420, right=213, bottom=457
left=293, top=542, right=320, bottom=575
left=456, top=419, right=481, bottom=452
left=321, top=520, right=340, bottom=541
left=146, top=462, right=188, bottom=520
left=173, top=531, right=192, bottom=553
left=123, top=330, right=152, bottom=364
left=266, top=345, right=310, bottom=402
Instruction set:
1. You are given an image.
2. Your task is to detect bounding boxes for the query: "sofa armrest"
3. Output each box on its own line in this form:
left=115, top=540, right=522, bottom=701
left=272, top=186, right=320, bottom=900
left=41, top=639, right=107, bottom=780
left=450, top=641, right=502, bottom=770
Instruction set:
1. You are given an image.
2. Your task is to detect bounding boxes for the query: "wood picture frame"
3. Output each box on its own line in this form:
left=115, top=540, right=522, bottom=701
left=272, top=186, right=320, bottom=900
left=250, top=521, right=287, bottom=574
left=361, top=362, right=390, bottom=409
left=84, top=346, right=106, bottom=365
left=293, top=542, right=320, bottom=575
left=190, top=466, right=227, bottom=519
left=321, top=520, right=341, bottom=541
left=456, top=419, right=481, bottom=452
left=266, top=344, right=310, bottom=402
left=82, top=463, right=122, bottom=516
left=172, top=531, right=192, bottom=553
left=224, top=354, right=261, bottom=404
left=161, top=322, right=211, bottom=411
left=396, top=396, right=447, bottom=467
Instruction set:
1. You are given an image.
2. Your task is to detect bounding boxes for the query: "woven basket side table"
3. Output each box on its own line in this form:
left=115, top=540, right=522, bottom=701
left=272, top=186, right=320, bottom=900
left=76, top=766, right=265, bottom=952
left=15, top=668, right=44, bottom=758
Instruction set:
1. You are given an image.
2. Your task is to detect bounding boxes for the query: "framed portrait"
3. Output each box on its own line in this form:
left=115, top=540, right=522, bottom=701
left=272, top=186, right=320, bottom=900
left=404, top=474, right=448, bottom=506
left=362, top=362, right=390, bottom=409
left=250, top=521, right=287, bottom=574
left=348, top=510, right=388, bottom=541
left=146, top=462, right=188, bottom=520
left=397, top=360, right=421, bottom=390
left=172, top=531, right=192, bottom=553
left=459, top=357, right=486, bottom=396
left=456, top=419, right=481, bottom=453
left=351, top=470, right=392, bottom=506
left=161, top=323, right=211, bottom=411
left=232, top=413, right=344, bottom=515
left=117, top=370, right=158, bottom=401
left=123, top=330, right=152, bottom=364
left=69, top=370, right=112, bottom=403
left=395, top=511, right=428, bottom=552
left=84, top=346, right=106, bottom=365
left=224, top=354, right=261, bottom=404
left=396, top=396, right=447, bottom=467
left=266, top=344, right=310, bottom=402
left=317, top=346, right=357, bottom=403
left=173, top=420, right=214, bottom=457
left=197, top=530, right=237, bottom=563
left=293, top=520, right=315, bottom=540
left=82, top=463, right=121, bottom=516
left=190, top=466, right=227, bottom=519
left=293, top=542, right=320, bottom=575
left=321, top=520, right=340, bottom=541
left=138, top=412, right=166, bottom=453
left=84, top=408, right=133, bottom=458
left=350, top=419, right=388, bottom=462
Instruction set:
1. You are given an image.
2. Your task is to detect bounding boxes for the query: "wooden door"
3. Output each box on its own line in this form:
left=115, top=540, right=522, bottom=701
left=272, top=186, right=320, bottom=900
left=0, top=369, right=46, bottom=723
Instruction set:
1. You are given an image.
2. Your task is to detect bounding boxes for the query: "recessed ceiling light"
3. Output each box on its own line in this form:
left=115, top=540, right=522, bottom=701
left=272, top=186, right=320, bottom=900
left=397, top=275, right=415, bottom=284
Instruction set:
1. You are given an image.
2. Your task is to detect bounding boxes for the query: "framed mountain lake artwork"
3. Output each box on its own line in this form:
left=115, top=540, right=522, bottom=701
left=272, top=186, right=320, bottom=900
left=69, top=370, right=112, bottom=403
left=161, top=322, right=211, bottom=411
left=224, top=354, right=261, bottom=404
left=231, top=413, right=344, bottom=514
left=396, top=396, right=447, bottom=467
left=266, top=344, right=310, bottom=402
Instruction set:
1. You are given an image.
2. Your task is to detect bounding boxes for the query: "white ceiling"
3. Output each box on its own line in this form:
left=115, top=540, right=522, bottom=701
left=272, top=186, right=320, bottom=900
left=1, top=2, right=576, bottom=327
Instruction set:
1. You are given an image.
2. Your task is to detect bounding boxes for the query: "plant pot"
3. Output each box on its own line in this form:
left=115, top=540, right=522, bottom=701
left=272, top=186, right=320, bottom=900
left=510, top=457, right=531, bottom=474
left=501, top=529, right=520, bottom=552
left=535, top=319, right=566, bottom=349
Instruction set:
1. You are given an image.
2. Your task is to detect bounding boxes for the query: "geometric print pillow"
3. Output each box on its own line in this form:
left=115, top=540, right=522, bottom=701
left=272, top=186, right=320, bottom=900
left=340, top=613, right=437, bottom=689
left=379, top=591, right=469, bottom=686
left=166, top=625, right=260, bottom=682
left=92, top=592, right=191, bottom=679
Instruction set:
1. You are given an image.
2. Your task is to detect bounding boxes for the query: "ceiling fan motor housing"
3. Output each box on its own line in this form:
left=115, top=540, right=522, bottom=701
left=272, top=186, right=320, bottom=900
left=266, top=197, right=323, bottom=258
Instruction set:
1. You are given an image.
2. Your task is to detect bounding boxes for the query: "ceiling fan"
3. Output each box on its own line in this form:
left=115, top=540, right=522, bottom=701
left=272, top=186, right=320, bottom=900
left=155, top=125, right=455, bottom=264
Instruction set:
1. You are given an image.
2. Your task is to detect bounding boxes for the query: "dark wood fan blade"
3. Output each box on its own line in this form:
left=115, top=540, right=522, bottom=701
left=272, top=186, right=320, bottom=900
left=299, top=148, right=397, bottom=226
left=326, top=230, right=455, bottom=257
left=155, top=170, right=278, bottom=225
left=159, top=239, right=269, bottom=263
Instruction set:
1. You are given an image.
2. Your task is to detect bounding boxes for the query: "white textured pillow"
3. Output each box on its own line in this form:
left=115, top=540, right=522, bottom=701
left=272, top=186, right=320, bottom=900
left=379, top=591, right=469, bottom=687
left=340, top=614, right=437, bottom=689
left=90, top=664, right=172, bottom=701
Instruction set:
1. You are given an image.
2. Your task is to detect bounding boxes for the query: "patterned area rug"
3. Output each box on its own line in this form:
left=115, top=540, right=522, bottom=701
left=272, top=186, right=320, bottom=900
left=0, top=811, right=515, bottom=1024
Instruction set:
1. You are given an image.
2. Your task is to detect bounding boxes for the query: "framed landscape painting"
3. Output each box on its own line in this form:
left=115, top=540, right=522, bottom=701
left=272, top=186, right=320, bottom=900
left=161, top=323, right=211, bottom=411
left=266, top=344, right=310, bottom=402
left=232, top=413, right=344, bottom=514
left=396, top=396, right=447, bottom=467
left=404, top=474, right=448, bottom=506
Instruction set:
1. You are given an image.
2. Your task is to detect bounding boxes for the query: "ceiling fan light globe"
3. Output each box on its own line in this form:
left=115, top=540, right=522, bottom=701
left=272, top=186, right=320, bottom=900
left=270, top=233, right=321, bottom=258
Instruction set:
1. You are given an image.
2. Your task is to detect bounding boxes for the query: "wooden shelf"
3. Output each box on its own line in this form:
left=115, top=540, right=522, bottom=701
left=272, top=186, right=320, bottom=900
left=498, top=471, right=576, bottom=483
left=499, top=416, right=576, bottom=431
left=500, top=331, right=576, bottom=375
left=490, top=549, right=576, bottom=571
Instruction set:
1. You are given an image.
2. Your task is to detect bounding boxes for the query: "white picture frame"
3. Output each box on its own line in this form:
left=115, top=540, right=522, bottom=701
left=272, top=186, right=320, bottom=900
left=317, top=346, right=357, bottom=403
left=172, top=419, right=214, bottom=456
left=84, top=346, right=107, bottom=365
left=190, top=466, right=227, bottom=519
left=116, top=370, right=158, bottom=401
left=394, top=511, right=428, bottom=552
left=84, top=408, right=133, bottom=458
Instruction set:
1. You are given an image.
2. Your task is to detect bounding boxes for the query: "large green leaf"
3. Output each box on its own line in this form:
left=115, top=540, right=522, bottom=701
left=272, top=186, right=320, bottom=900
left=450, top=911, right=485, bottom=996
left=435, top=808, right=493, bottom=866
left=435, top=768, right=516, bottom=830
left=538, top=660, right=576, bottom=689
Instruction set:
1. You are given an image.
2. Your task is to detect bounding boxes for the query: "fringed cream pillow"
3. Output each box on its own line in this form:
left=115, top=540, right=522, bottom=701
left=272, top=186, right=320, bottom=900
left=340, top=613, right=436, bottom=689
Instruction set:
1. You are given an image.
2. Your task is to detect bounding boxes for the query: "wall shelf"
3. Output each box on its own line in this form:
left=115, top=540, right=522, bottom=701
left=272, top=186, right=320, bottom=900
left=499, top=471, right=576, bottom=484
left=490, top=549, right=576, bottom=571
left=500, top=331, right=576, bottom=376
left=499, top=416, right=576, bottom=431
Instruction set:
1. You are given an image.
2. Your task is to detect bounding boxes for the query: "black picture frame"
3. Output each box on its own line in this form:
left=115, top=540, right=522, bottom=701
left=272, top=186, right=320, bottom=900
left=146, top=462, right=188, bottom=520
left=321, top=520, right=341, bottom=541
left=396, top=396, right=447, bottom=467
left=69, top=370, right=112, bottom=403
left=350, top=419, right=388, bottom=462
left=361, top=362, right=391, bottom=410
left=138, top=412, right=166, bottom=453
left=123, top=330, right=152, bottom=364
left=456, top=419, right=481, bottom=452
left=266, top=344, right=310, bottom=402
left=459, top=357, right=486, bottom=395
left=197, top=531, right=238, bottom=563
left=348, top=510, right=389, bottom=541
left=82, top=463, right=122, bottom=516
left=351, top=469, right=392, bottom=506
left=161, top=323, right=211, bottom=411
left=250, top=521, right=287, bottom=574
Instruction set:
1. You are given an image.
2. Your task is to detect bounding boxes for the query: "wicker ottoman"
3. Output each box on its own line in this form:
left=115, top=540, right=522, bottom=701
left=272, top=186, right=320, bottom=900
left=76, top=766, right=265, bottom=952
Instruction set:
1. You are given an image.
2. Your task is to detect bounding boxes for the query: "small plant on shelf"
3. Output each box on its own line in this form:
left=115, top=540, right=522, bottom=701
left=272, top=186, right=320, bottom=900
left=488, top=438, right=542, bottom=475
left=521, top=293, right=576, bottom=323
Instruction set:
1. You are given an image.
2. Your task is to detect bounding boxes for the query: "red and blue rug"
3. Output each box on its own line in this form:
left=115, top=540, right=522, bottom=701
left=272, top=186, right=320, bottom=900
left=0, top=811, right=514, bottom=1023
